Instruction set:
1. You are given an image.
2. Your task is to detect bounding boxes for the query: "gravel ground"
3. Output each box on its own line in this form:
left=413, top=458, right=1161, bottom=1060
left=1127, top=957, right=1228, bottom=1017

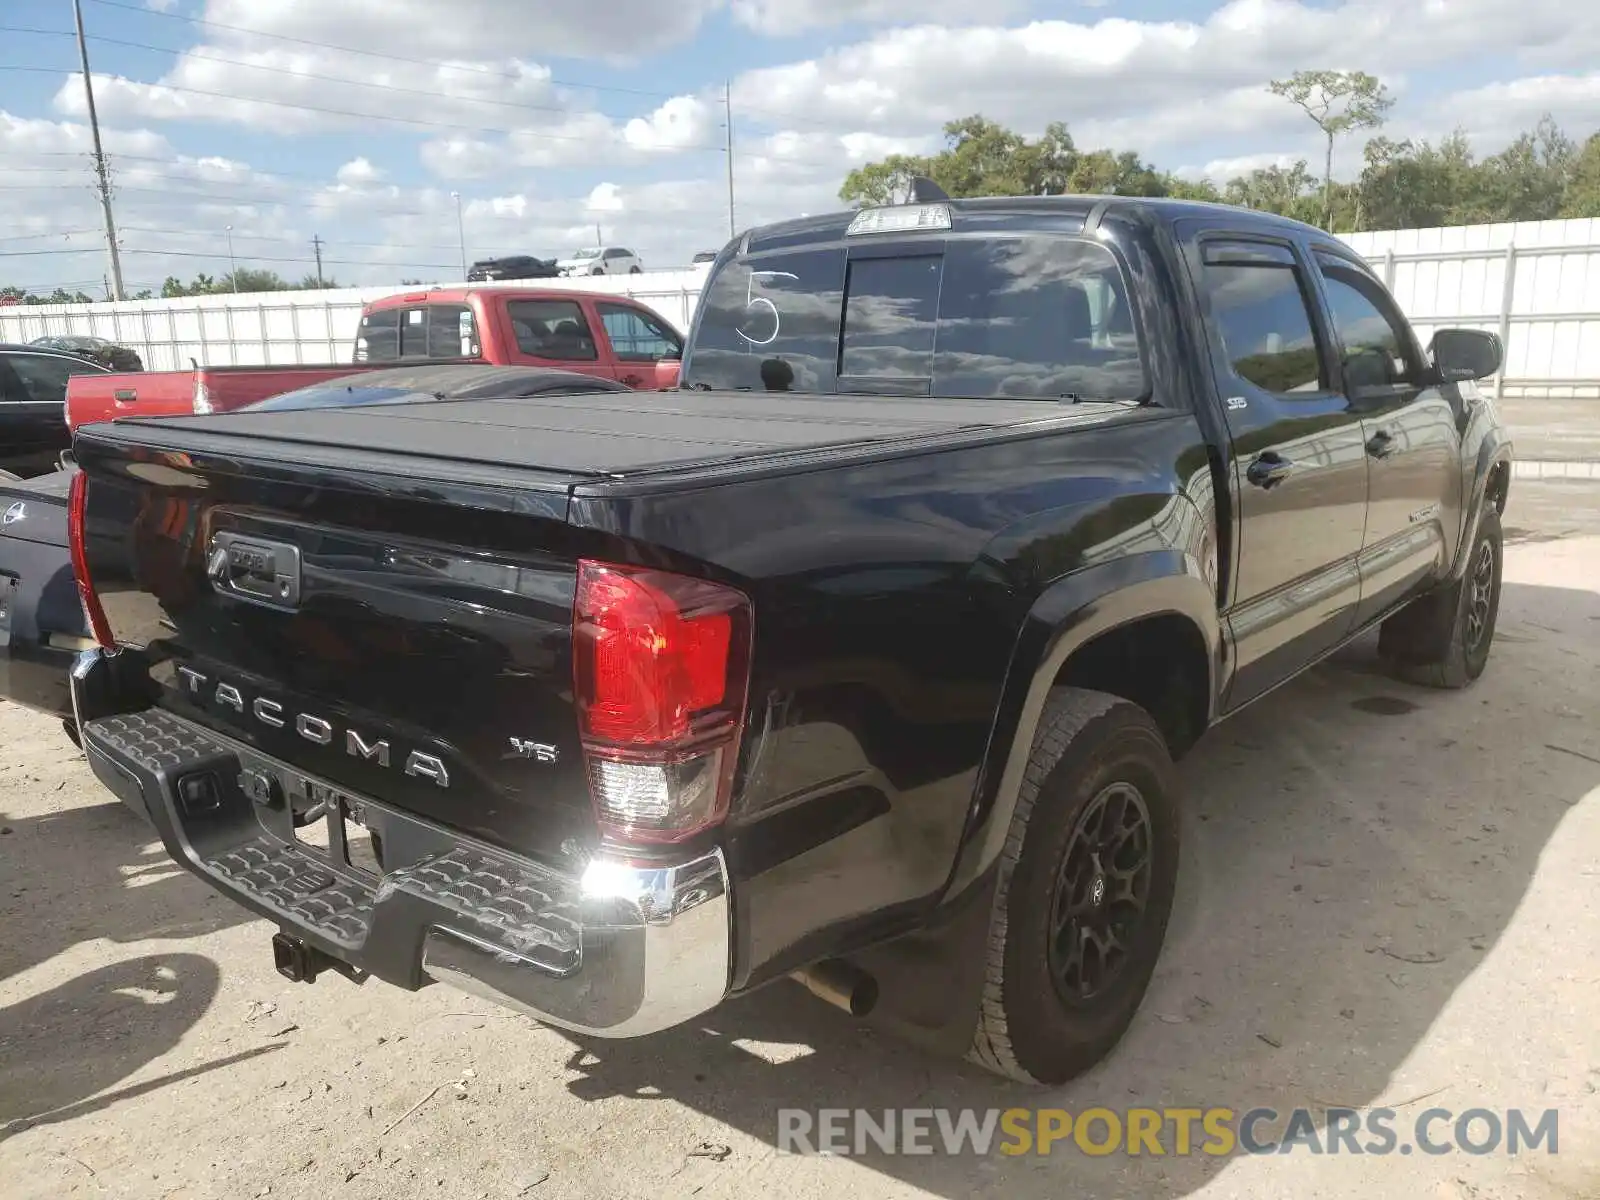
left=2, top=482, right=1598, bottom=1200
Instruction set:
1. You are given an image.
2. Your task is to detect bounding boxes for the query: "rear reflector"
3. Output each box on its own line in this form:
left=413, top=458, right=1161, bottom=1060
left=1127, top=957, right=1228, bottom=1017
left=573, top=561, right=752, bottom=844
left=67, top=470, right=115, bottom=649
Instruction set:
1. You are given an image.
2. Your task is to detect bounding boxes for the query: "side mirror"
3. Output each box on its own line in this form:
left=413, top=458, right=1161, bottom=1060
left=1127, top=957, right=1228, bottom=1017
left=1430, top=328, right=1502, bottom=384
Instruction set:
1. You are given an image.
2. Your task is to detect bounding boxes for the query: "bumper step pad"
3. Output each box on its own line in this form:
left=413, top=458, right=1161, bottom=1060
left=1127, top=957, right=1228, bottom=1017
left=77, top=698, right=731, bottom=1036
left=82, top=707, right=585, bottom=981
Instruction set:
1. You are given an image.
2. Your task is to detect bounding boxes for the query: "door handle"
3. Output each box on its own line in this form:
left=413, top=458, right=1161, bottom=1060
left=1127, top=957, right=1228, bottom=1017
left=1366, top=429, right=1397, bottom=458
left=1246, top=452, right=1295, bottom=489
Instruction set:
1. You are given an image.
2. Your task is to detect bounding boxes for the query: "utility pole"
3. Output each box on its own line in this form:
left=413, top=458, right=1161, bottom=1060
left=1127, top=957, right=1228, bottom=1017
left=724, top=81, right=735, bottom=237
left=311, top=235, right=326, bottom=288
left=449, top=192, right=466, bottom=279
left=225, top=225, right=238, bottom=292
left=73, top=0, right=125, bottom=301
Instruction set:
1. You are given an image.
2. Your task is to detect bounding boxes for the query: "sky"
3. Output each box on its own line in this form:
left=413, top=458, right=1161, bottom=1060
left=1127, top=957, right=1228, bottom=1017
left=1, top=0, right=1598, bottom=296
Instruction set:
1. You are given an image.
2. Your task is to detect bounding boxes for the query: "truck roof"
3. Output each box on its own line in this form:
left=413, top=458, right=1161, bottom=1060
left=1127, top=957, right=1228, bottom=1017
left=744, top=194, right=1327, bottom=255
left=365, top=285, right=657, bottom=308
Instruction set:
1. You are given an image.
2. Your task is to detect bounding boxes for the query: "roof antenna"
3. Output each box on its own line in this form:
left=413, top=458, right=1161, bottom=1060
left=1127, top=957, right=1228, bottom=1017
left=907, top=175, right=949, bottom=203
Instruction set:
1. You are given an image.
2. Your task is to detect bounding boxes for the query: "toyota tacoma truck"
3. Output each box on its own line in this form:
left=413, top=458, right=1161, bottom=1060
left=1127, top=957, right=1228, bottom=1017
left=63, top=194, right=1511, bottom=1084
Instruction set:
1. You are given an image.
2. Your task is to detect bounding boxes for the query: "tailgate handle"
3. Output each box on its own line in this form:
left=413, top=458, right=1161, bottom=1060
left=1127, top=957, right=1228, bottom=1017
left=113, top=388, right=138, bottom=403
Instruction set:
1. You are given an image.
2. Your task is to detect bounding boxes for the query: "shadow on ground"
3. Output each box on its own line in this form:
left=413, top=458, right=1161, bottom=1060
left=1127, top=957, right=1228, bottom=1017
left=547, top=579, right=1600, bottom=1197
left=0, top=798, right=252, bottom=986
left=0, top=953, right=283, bottom=1138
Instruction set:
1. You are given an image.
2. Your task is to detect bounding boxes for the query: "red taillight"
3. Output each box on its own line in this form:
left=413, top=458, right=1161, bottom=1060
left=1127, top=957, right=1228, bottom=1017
left=573, top=561, right=752, bottom=844
left=67, top=470, right=115, bottom=649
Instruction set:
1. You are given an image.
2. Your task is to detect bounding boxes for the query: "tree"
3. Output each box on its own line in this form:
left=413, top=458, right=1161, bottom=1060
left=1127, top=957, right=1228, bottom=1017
left=1563, top=132, right=1600, bottom=217
left=839, top=153, right=935, bottom=206
left=155, top=267, right=339, bottom=297
left=839, top=116, right=1085, bottom=205
left=0, top=284, right=93, bottom=305
left=1269, top=70, right=1393, bottom=230
left=1476, top=115, right=1575, bottom=222
left=1223, top=159, right=1321, bottom=223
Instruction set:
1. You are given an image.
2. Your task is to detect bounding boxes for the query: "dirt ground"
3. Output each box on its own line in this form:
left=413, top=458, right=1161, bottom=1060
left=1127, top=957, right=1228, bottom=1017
left=3, top=481, right=1599, bottom=1200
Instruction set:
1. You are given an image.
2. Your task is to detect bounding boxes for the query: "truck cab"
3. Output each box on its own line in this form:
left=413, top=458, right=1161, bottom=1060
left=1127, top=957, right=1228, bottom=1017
left=354, top=287, right=682, bottom=389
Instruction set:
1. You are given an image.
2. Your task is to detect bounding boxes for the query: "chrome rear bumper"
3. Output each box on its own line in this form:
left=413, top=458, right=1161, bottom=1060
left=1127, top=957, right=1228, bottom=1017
left=72, top=653, right=730, bottom=1037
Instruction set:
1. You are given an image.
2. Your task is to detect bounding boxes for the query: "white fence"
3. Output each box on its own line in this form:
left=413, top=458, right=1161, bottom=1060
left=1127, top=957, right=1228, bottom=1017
left=1344, top=218, right=1600, bottom=400
left=3, top=218, right=1599, bottom=397
left=0, top=271, right=707, bottom=371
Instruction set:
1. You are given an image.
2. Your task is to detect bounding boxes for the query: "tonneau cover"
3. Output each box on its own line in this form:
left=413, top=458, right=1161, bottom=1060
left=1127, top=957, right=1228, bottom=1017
left=77, top=389, right=1065, bottom=478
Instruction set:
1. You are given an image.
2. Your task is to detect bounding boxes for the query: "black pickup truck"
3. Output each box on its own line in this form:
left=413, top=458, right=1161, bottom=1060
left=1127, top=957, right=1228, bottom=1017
left=65, top=195, right=1511, bottom=1084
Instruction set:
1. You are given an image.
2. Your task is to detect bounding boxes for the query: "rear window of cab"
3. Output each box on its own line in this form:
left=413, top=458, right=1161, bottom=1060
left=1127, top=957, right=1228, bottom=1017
left=683, top=235, right=1146, bottom=401
left=355, top=303, right=479, bottom=363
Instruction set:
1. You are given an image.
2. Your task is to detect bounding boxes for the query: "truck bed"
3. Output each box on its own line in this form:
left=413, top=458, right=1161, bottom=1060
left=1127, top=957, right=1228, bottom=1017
left=75, top=389, right=1102, bottom=483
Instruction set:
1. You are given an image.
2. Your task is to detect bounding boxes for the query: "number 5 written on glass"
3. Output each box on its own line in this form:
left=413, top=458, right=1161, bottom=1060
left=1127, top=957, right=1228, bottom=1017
left=737, top=271, right=798, bottom=346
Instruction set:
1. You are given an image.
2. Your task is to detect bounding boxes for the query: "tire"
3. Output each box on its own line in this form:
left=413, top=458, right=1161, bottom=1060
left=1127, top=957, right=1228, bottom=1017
left=968, top=687, right=1181, bottom=1084
left=62, top=718, right=82, bottom=749
left=1378, top=506, right=1503, bottom=689
left=590, top=268, right=604, bottom=276
left=629, top=265, right=643, bottom=274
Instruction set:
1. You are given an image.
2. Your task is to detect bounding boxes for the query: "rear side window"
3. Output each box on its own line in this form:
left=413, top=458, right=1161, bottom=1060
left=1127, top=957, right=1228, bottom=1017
left=937, top=239, right=1145, bottom=401
left=1202, top=254, right=1327, bottom=396
left=684, top=236, right=1146, bottom=400
left=598, top=304, right=682, bottom=361
left=5, top=353, right=93, bottom=403
left=506, top=299, right=599, bottom=362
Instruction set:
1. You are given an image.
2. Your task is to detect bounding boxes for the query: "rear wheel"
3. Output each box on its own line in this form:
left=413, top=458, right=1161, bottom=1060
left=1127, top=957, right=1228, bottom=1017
left=1378, top=506, right=1502, bottom=689
left=629, top=265, right=643, bottom=274
left=968, top=687, right=1180, bottom=1084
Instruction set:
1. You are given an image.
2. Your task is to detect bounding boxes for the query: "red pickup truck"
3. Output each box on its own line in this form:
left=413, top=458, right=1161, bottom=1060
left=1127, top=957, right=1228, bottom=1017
left=65, top=287, right=683, bottom=429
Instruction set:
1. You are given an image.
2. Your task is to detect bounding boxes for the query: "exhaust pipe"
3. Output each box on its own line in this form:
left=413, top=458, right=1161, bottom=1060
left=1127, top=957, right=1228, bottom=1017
left=790, top=959, right=879, bottom=1017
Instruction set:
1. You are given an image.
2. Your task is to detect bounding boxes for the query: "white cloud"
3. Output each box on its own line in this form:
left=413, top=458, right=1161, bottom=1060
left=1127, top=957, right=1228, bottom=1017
left=729, top=0, right=1600, bottom=141
left=12, top=0, right=1600, bottom=296
left=585, top=183, right=626, bottom=214
left=199, top=0, right=720, bottom=61
left=335, top=157, right=383, bottom=186
left=53, top=52, right=568, bottom=140
left=1425, top=72, right=1600, bottom=148
left=624, top=96, right=715, bottom=153
left=731, top=0, right=1024, bottom=36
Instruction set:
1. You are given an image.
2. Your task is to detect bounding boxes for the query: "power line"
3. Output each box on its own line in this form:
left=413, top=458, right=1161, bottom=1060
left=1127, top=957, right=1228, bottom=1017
left=120, top=224, right=469, bottom=252
left=0, top=64, right=724, bottom=150
left=72, top=0, right=842, bottom=129
left=0, top=247, right=102, bottom=257
left=0, top=24, right=651, bottom=125
left=119, top=246, right=464, bottom=270
left=0, top=228, right=102, bottom=243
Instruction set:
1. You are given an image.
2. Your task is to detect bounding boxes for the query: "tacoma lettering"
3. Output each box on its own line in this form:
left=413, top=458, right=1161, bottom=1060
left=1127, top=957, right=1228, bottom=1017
left=170, top=666, right=450, bottom=787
